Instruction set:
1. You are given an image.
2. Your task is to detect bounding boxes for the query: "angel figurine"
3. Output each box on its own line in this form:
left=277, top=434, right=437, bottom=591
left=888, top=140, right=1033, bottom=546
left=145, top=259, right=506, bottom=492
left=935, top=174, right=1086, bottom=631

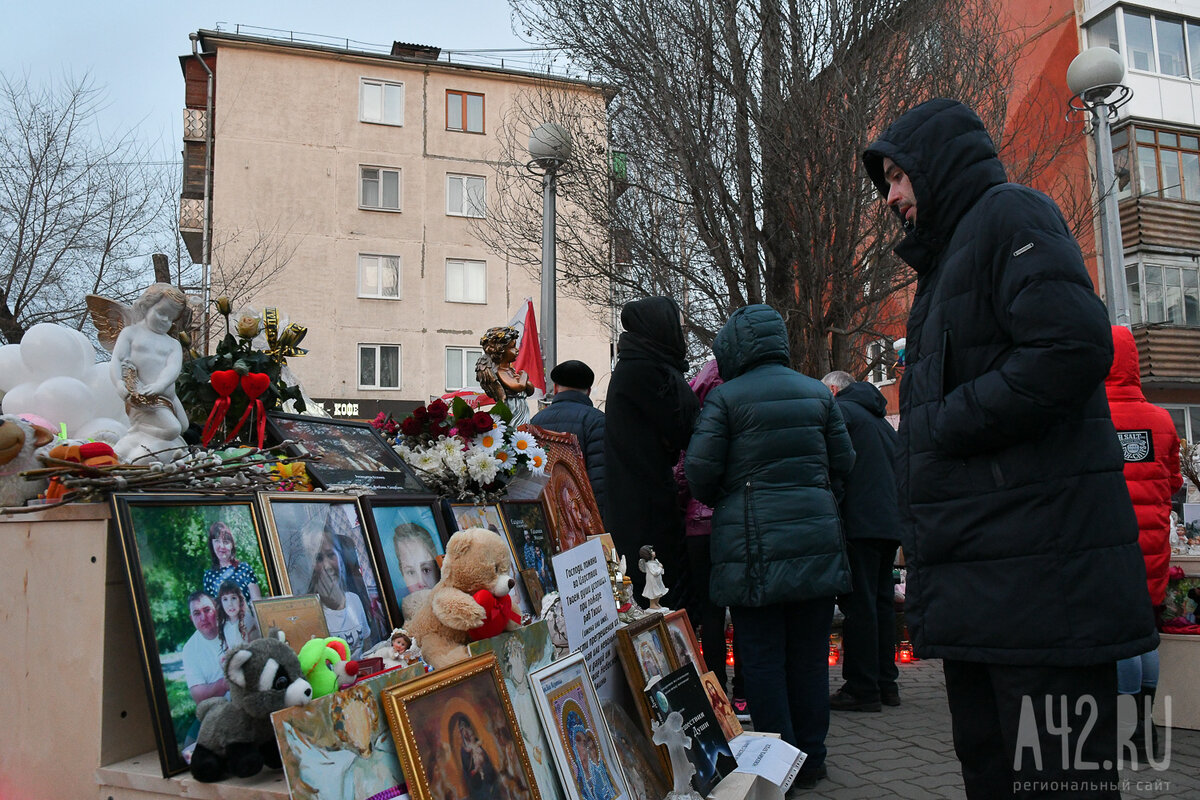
left=475, top=326, right=534, bottom=427
left=652, top=711, right=703, bottom=800
left=86, top=284, right=192, bottom=463
left=639, top=546, right=668, bottom=610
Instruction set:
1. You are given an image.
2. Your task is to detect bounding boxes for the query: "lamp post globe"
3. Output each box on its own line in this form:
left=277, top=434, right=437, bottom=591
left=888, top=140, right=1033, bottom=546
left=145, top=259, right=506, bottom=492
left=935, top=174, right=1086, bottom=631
left=1067, top=47, right=1127, bottom=101
left=528, top=122, right=573, bottom=170
left=527, top=122, right=573, bottom=383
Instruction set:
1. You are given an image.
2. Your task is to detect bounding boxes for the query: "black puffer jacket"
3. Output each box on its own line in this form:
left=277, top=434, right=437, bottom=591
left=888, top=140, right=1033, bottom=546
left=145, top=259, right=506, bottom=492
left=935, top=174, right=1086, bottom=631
left=531, top=390, right=607, bottom=520
left=863, top=99, right=1156, bottom=666
left=833, top=382, right=900, bottom=543
left=685, top=305, right=855, bottom=607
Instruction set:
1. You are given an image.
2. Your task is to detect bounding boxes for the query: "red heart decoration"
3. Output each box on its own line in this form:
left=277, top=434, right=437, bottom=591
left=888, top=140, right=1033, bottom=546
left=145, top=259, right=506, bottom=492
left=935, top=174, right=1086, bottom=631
left=468, top=589, right=519, bottom=640
left=210, top=369, right=239, bottom=397
left=241, top=372, right=270, bottom=399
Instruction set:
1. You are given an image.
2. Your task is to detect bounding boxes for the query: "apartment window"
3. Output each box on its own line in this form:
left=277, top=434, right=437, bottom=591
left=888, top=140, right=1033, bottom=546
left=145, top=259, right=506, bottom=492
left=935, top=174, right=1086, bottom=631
left=1118, top=124, right=1200, bottom=201
left=1126, top=262, right=1200, bottom=327
left=446, top=259, right=487, bottom=303
left=358, top=254, right=400, bottom=299
left=359, top=344, right=401, bottom=389
left=867, top=339, right=896, bottom=386
left=446, top=347, right=485, bottom=391
left=1161, top=405, right=1200, bottom=443
left=1094, top=7, right=1200, bottom=80
left=359, top=79, right=404, bottom=125
left=447, top=91, right=485, bottom=133
left=447, top=174, right=487, bottom=218
left=360, top=166, right=401, bottom=210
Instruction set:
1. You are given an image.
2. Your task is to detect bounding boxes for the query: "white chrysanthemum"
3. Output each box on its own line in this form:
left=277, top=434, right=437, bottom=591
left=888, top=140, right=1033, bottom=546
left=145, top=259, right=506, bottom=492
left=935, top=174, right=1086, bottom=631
left=436, top=436, right=461, bottom=458
left=466, top=450, right=500, bottom=484
left=472, top=430, right=502, bottom=452
left=414, top=449, right=441, bottom=473
left=443, top=449, right=467, bottom=476
left=511, top=431, right=537, bottom=453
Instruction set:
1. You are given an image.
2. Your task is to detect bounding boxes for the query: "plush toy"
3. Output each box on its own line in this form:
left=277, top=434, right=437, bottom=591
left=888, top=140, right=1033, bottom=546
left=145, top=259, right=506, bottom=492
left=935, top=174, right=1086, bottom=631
left=297, top=636, right=359, bottom=698
left=0, top=415, right=55, bottom=508
left=406, top=527, right=523, bottom=669
left=190, top=632, right=312, bottom=782
left=41, top=440, right=120, bottom=501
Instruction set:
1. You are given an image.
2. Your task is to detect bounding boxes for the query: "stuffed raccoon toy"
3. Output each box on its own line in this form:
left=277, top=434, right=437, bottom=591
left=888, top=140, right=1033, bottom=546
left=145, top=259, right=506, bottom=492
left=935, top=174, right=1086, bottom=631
left=190, top=632, right=313, bottom=782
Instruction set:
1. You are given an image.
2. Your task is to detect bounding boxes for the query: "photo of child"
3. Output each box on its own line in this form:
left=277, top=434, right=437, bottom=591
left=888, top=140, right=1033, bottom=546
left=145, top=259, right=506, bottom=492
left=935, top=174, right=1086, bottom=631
left=216, top=579, right=261, bottom=651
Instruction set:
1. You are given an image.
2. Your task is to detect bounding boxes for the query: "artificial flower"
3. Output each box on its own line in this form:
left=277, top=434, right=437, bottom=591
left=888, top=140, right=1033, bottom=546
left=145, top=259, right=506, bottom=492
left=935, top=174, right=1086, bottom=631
left=473, top=430, right=502, bottom=451
left=511, top=431, right=538, bottom=453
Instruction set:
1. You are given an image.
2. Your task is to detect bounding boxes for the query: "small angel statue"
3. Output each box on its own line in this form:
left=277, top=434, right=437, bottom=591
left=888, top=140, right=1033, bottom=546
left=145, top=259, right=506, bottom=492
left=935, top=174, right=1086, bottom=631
left=652, top=711, right=702, bottom=800
left=639, top=545, right=668, bottom=610
left=475, top=326, right=534, bottom=427
left=86, top=284, right=192, bottom=463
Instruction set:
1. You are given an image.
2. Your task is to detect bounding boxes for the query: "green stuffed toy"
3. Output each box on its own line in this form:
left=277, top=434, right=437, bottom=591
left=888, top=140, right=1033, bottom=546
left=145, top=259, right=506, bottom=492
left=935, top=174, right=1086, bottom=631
left=297, top=636, right=359, bottom=698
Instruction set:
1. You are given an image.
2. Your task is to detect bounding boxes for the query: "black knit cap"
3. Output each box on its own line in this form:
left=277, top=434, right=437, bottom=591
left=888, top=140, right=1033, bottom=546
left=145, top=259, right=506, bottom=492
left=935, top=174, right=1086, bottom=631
left=550, top=359, right=594, bottom=388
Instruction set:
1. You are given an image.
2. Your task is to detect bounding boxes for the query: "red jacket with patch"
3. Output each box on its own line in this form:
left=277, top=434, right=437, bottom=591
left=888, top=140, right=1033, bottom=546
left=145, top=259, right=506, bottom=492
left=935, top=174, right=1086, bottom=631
left=1104, top=325, right=1183, bottom=606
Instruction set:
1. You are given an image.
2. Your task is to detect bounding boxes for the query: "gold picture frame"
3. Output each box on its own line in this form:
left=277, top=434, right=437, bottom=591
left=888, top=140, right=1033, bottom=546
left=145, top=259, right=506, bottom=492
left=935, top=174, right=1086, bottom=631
left=251, top=594, right=329, bottom=649
left=664, top=608, right=707, bottom=676
left=381, top=652, right=542, bottom=800
left=521, top=425, right=605, bottom=552
left=614, top=611, right=681, bottom=757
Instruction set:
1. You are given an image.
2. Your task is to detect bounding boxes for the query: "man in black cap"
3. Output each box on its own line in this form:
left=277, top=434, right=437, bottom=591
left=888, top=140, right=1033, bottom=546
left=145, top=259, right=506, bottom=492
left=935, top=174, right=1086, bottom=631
left=531, top=360, right=607, bottom=522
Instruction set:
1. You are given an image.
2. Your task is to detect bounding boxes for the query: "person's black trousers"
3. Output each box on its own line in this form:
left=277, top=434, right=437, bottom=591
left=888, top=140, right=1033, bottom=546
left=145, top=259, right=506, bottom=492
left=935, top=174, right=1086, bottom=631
left=943, top=660, right=1121, bottom=799
left=837, top=538, right=899, bottom=701
left=685, top=534, right=742, bottom=691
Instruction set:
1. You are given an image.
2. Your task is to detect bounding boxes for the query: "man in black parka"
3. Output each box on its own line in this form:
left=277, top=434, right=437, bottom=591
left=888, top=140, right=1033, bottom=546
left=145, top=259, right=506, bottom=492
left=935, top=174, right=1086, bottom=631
left=531, top=359, right=608, bottom=522
left=863, top=99, right=1157, bottom=797
left=821, top=372, right=901, bottom=714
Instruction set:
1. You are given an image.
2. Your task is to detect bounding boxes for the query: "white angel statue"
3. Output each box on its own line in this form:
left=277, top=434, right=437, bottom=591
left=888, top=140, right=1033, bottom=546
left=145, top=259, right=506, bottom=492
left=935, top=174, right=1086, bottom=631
left=86, top=284, right=192, bottom=463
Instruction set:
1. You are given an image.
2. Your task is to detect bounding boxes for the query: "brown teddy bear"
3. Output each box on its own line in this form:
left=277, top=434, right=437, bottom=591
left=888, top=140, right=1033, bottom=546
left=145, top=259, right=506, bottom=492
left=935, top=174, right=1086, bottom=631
left=406, top=527, right=522, bottom=669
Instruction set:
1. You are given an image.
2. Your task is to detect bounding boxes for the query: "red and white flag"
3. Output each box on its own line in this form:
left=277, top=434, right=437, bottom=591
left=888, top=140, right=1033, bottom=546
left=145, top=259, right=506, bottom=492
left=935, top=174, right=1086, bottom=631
left=507, top=298, right=546, bottom=397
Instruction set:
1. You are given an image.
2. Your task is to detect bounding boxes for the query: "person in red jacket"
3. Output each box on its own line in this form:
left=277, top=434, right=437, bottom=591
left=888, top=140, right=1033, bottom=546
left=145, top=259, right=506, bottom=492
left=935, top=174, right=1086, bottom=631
left=1105, top=324, right=1183, bottom=763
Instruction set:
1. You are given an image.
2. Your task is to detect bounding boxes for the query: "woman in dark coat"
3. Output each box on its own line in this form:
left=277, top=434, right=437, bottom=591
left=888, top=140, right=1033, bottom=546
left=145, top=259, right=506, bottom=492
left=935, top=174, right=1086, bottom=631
left=604, top=296, right=699, bottom=604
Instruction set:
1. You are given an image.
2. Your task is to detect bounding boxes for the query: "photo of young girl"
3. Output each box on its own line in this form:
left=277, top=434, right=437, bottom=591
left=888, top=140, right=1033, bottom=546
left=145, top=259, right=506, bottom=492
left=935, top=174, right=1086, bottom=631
left=216, top=579, right=261, bottom=651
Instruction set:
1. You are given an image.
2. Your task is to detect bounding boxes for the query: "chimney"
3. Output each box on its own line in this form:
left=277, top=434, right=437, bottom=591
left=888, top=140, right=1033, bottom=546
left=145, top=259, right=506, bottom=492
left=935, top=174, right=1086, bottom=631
left=390, top=42, right=440, bottom=60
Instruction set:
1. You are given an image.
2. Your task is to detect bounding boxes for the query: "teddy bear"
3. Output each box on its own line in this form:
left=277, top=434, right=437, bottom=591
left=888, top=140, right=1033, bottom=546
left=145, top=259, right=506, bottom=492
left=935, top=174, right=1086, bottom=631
left=297, top=636, right=359, bottom=698
left=0, top=415, right=55, bottom=508
left=406, top=527, right=523, bottom=669
left=190, top=633, right=313, bottom=782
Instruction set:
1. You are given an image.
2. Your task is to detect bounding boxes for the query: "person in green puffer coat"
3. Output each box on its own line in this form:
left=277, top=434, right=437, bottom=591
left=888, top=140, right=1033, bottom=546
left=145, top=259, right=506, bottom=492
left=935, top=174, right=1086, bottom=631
left=684, top=304, right=854, bottom=788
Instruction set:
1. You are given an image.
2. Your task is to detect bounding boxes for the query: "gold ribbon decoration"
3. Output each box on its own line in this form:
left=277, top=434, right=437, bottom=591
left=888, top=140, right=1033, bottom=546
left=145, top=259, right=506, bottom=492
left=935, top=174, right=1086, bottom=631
left=263, top=307, right=308, bottom=364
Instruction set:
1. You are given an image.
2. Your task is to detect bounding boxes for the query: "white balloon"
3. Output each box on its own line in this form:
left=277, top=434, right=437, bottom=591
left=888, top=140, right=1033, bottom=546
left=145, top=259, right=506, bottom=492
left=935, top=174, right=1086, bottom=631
left=68, top=328, right=99, bottom=375
left=0, top=344, right=32, bottom=392
left=85, top=362, right=128, bottom=423
left=31, top=376, right=95, bottom=435
left=76, top=417, right=127, bottom=445
left=20, top=324, right=90, bottom=380
left=1, top=381, right=38, bottom=416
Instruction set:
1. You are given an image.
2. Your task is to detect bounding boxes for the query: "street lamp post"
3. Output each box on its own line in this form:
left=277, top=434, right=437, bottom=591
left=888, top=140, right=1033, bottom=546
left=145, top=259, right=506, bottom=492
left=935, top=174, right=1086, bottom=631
left=1068, top=46, right=1134, bottom=327
left=527, top=123, right=573, bottom=381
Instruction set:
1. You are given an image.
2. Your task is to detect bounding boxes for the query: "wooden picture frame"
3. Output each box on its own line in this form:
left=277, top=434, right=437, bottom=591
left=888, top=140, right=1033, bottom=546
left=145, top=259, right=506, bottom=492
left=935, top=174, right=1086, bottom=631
left=448, top=502, right=535, bottom=620
left=381, top=652, right=541, bottom=800
left=529, top=651, right=631, bottom=800
left=502, top=498, right=558, bottom=599
left=266, top=411, right=426, bottom=492
left=360, top=493, right=450, bottom=625
left=111, top=492, right=278, bottom=776
left=615, top=612, right=681, bottom=744
left=259, top=492, right=392, bottom=658
left=251, top=594, right=329, bottom=649
left=664, top=608, right=707, bottom=676
left=522, top=425, right=604, bottom=552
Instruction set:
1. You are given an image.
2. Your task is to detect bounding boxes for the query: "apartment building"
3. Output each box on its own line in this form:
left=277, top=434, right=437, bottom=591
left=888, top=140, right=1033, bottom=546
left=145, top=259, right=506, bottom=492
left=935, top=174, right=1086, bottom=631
left=178, top=28, right=614, bottom=421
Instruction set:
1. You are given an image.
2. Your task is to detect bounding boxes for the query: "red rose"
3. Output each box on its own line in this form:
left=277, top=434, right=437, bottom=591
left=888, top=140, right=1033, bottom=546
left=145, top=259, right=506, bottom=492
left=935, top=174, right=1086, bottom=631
left=400, top=417, right=422, bottom=437
left=427, top=399, right=449, bottom=422
left=472, top=412, right=494, bottom=432
left=457, top=418, right=477, bottom=438
left=412, top=405, right=428, bottom=420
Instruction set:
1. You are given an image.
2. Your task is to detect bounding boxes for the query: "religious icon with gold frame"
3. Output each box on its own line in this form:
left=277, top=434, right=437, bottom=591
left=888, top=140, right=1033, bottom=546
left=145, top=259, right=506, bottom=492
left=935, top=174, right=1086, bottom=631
left=521, top=425, right=604, bottom=553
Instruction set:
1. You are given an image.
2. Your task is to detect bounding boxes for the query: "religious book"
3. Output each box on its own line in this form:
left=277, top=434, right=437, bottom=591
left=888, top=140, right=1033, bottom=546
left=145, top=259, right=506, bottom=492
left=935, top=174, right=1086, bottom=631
left=644, top=665, right=738, bottom=795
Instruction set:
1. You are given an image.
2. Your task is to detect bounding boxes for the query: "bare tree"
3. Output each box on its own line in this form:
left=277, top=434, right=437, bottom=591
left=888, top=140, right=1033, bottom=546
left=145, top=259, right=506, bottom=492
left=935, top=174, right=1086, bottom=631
left=480, top=0, right=1087, bottom=377
left=0, top=72, right=168, bottom=343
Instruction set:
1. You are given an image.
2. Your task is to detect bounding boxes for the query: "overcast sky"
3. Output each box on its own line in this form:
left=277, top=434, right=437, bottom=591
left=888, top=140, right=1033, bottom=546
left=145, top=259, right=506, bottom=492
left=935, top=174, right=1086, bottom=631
left=1, top=1, right=535, bottom=159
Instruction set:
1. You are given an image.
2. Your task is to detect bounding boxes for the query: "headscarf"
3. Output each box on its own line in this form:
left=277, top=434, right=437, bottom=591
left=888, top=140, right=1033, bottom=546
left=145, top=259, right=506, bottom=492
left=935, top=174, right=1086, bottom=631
left=617, top=297, right=688, bottom=374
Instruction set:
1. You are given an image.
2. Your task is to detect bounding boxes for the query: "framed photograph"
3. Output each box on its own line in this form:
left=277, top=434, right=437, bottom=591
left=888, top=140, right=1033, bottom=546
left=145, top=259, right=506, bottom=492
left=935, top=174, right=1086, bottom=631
left=700, top=671, right=744, bottom=742
left=664, top=609, right=707, bottom=675
left=111, top=493, right=278, bottom=776
left=448, top=502, right=535, bottom=620
left=360, top=494, right=450, bottom=624
left=523, top=425, right=604, bottom=552
left=602, top=700, right=669, bottom=800
left=529, top=652, right=630, bottom=800
left=266, top=411, right=426, bottom=492
left=615, top=613, right=681, bottom=741
left=381, top=652, right=541, bottom=800
left=252, top=594, right=329, bottom=649
left=503, top=499, right=558, bottom=597
left=468, top=622, right=565, bottom=800
left=273, top=662, right=426, bottom=800
left=259, top=492, right=392, bottom=658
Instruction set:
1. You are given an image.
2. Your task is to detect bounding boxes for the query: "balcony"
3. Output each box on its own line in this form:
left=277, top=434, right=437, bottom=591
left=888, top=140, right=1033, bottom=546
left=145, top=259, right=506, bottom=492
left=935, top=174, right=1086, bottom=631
left=179, top=197, right=204, bottom=264
left=1132, top=324, right=1200, bottom=385
left=1119, top=196, right=1200, bottom=255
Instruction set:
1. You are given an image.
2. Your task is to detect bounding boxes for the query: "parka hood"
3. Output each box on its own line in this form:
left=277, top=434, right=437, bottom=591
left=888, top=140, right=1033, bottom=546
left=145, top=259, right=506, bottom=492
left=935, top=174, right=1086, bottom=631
left=837, top=380, right=888, bottom=418
left=862, top=99, right=1008, bottom=270
left=1105, top=324, right=1143, bottom=397
left=713, top=305, right=790, bottom=380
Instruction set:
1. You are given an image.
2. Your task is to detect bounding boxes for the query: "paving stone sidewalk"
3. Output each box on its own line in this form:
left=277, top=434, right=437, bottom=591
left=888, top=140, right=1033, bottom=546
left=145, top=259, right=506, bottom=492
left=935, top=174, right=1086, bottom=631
left=799, top=657, right=1200, bottom=799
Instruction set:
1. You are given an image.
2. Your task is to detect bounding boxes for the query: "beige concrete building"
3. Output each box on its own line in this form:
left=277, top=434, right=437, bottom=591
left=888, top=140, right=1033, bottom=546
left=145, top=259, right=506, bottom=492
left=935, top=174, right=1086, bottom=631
left=179, top=29, right=614, bottom=420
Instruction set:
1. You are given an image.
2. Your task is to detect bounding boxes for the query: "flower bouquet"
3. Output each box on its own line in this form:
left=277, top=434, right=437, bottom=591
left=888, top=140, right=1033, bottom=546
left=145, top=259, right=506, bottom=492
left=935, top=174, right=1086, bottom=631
left=385, top=397, right=546, bottom=502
